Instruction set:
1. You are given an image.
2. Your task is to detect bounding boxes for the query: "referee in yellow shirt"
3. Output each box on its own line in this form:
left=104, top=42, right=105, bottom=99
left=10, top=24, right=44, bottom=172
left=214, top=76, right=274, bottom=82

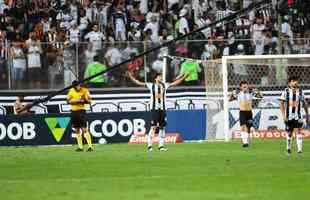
left=67, top=80, right=94, bottom=152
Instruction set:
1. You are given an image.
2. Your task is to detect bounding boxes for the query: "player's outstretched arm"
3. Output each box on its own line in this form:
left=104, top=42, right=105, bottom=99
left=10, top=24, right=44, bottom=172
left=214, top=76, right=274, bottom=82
left=170, top=74, right=187, bottom=87
left=127, top=72, right=146, bottom=87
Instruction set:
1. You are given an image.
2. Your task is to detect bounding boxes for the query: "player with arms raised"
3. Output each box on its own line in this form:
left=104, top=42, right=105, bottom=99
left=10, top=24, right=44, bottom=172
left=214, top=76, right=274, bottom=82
left=67, top=81, right=94, bottom=152
left=229, top=81, right=262, bottom=148
left=127, top=72, right=187, bottom=151
left=280, top=76, right=309, bottom=154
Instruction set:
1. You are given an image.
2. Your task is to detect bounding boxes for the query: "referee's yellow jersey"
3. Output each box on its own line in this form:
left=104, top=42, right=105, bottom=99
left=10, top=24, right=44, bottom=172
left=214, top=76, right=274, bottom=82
left=67, top=87, right=91, bottom=111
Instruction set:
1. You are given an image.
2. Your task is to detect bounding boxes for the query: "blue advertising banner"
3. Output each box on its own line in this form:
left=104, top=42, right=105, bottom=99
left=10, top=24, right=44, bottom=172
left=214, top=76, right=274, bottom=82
left=0, top=110, right=207, bottom=146
left=166, top=110, right=207, bottom=140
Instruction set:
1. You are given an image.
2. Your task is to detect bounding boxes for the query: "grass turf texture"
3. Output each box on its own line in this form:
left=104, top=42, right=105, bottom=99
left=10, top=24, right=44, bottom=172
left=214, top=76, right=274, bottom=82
left=1, top=140, right=310, bottom=200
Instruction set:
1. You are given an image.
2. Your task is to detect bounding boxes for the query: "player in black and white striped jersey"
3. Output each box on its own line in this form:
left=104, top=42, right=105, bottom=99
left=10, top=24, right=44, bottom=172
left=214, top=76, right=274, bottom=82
left=127, top=72, right=187, bottom=152
left=280, top=76, right=309, bottom=154
left=229, top=81, right=262, bottom=148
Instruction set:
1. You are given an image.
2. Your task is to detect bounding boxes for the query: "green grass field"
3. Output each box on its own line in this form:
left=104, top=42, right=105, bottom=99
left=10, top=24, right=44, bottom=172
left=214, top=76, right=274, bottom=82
left=1, top=140, right=310, bottom=200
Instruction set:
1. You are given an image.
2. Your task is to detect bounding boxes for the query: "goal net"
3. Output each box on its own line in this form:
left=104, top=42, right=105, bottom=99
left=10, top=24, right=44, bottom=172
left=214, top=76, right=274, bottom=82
left=211, top=54, right=310, bottom=141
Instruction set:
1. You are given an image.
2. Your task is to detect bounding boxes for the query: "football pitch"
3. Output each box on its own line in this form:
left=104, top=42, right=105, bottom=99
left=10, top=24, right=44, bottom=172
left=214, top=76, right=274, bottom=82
left=1, top=140, right=310, bottom=200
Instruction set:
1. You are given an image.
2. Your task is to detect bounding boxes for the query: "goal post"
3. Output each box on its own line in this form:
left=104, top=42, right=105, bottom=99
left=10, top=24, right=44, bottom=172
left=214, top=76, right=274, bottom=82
left=221, top=54, right=310, bottom=141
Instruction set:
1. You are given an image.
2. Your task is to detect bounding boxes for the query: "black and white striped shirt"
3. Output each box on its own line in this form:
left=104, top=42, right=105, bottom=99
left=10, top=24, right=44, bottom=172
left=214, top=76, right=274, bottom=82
left=146, top=82, right=170, bottom=111
left=280, top=87, right=305, bottom=120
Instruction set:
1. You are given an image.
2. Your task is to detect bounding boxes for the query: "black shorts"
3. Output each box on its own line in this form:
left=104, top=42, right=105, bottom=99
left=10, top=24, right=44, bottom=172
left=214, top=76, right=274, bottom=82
left=71, top=110, right=87, bottom=128
left=285, top=120, right=303, bottom=133
left=239, top=111, right=253, bottom=128
left=151, top=110, right=166, bottom=128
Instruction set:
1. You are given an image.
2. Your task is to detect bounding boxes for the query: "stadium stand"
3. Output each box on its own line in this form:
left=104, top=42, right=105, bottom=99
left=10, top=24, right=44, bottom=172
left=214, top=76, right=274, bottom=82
left=0, top=0, right=309, bottom=89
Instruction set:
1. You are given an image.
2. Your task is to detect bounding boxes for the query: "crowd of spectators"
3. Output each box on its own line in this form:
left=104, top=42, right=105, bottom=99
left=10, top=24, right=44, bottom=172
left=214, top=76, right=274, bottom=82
left=0, top=0, right=309, bottom=89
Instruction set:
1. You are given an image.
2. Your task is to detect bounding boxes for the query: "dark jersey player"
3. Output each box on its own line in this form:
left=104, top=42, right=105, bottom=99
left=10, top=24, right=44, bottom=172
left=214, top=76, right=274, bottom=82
left=127, top=72, right=187, bottom=151
left=229, top=81, right=262, bottom=148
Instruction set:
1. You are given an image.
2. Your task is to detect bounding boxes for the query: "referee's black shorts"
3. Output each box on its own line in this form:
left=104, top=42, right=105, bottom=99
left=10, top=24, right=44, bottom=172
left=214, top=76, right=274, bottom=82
left=151, top=110, right=166, bottom=128
left=71, top=110, right=87, bottom=128
left=285, top=119, right=303, bottom=133
left=239, top=110, right=253, bottom=128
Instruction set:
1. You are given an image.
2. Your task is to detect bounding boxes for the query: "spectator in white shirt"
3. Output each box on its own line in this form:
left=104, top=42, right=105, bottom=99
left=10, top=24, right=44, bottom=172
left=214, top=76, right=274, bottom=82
left=178, top=8, right=190, bottom=36
left=68, top=22, right=80, bottom=43
left=84, top=24, right=105, bottom=52
left=113, top=9, right=127, bottom=41
left=281, top=15, right=294, bottom=44
left=251, top=16, right=265, bottom=55
left=201, top=38, right=218, bottom=60
left=105, top=45, right=122, bottom=67
left=98, top=3, right=111, bottom=31
left=139, top=0, right=148, bottom=15
left=69, top=1, right=79, bottom=21
left=78, top=9, right=89, bottom=36
left=104, top=44, right=123, bottom=82
left=26, top=32, right=42, bottom=87
left=143, top=15, right=160, bottom=43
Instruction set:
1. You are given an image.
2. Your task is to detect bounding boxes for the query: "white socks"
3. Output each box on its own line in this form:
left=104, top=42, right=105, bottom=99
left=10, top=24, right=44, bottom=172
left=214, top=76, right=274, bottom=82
left=158, top=129, right=165, bottom=148
left=286, top=133, right=303, bottom=152
left=147, top=127, right=166, bottom=148
left=147, top=127, right=155, bottom=147
left=286, top=134, right=292, bottom=150
left=296, top=134, right=303, bottom=152
left=241, top=132, right=249, bottom=144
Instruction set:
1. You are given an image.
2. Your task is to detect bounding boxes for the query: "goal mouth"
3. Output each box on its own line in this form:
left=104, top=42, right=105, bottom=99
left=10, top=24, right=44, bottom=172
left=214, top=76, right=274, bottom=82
left=220, top=54, right=310, bottom=141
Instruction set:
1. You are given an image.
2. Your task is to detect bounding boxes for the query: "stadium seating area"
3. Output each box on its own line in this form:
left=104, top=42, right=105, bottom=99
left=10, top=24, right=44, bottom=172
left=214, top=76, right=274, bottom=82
left=0, top=0, right=309, bottom=89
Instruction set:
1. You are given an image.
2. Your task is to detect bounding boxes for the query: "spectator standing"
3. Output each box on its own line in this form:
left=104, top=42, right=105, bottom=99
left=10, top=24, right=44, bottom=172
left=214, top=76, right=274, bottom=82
left=143, top=15, right=160, bottom=43
left=26, top=32, right=42, bottom=88
left=45, top=44, right=60, bottom=88
left=201, top=38, right=218, bottom=60
left=84, top=55, right=108, bottom=88
left=10, top=40, right=26, bottom=89
left=68, top=22, right=80, bottom=43
left=104, top=43, right=122, bottom=82
left=0, top=39, right=6, bottom=87
left=179, top=59, right=201, bottom=86
left=112, top=9, right=127, bottom=41
left=84, top=24, right=105, bottom=52
left=178, top=8, right=190, bottom=36
left=251, top=16, right=265, bottom=55
left=63, top=40, right=76, bottom=87
left=281, top=15, right=294, bottom=44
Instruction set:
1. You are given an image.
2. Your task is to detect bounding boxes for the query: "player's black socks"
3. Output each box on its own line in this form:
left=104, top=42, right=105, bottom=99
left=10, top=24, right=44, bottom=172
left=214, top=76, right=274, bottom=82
left=75, top=148, right=83, bottom=152
left=87, top=147, right=94, bottom=152
left=242, top=144, right=249, bottom=148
